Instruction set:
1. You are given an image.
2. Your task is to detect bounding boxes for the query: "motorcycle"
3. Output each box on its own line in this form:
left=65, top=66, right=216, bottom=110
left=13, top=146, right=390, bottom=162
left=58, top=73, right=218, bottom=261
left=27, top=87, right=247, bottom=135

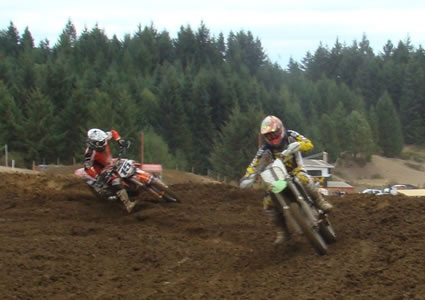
left=74, top=143, right=180, bottom=207
left=255, top=144, right=336, bottom=255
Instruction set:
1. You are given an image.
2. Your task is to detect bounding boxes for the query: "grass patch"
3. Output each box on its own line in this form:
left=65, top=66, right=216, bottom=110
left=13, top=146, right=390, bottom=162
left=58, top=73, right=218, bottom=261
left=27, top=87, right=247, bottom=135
left=404, top=162, right=425, bottom=172
left=400, top=151, right=425, bottom=163
left=371, top=173, right=383, bottom=179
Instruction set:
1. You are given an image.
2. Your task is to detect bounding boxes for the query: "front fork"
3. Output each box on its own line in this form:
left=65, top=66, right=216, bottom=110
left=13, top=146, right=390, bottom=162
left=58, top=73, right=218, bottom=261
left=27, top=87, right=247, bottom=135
left=274, top=192, right=302, bottom=234
left=130, top=177, right=166, bottom=200
left=285, top=179, right=321, bottom=230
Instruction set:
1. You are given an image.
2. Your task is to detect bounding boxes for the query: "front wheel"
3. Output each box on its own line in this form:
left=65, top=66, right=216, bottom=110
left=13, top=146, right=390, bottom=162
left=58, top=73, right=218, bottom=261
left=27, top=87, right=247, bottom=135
left=150, top=178, right=181, bottom=203
left=319, top=216, right=337, bottom=244
left=289, top=202, right=328, bottom=255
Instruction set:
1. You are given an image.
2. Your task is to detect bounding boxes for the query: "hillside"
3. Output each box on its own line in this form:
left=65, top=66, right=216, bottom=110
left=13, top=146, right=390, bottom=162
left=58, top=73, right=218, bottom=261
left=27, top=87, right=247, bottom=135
left=333, top=154, right=425, bottom=190
left=0, top=169, right=425, bottom=299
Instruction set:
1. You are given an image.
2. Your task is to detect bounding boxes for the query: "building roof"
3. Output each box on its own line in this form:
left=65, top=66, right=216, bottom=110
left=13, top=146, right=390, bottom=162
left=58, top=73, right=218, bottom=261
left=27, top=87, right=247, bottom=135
left=327, top=181, right=353, bottom=188
left=303, top=159, right=335, bottom=169
left=397, top=189, right=425, bottom=197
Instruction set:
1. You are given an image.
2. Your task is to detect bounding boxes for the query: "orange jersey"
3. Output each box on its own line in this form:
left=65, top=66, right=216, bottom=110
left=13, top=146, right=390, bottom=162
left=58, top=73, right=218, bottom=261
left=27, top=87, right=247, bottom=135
left=84, top=130, right=121, bottom=178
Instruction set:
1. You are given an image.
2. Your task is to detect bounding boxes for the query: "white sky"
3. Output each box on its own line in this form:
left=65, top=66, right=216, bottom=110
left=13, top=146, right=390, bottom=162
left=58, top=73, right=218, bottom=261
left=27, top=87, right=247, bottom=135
left=2, top=0, right=425, bottom=67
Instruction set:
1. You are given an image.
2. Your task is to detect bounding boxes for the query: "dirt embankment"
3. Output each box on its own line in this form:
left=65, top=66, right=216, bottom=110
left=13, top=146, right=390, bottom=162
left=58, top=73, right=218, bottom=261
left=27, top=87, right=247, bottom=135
left=334, top=155, right=425, bottom=190
left=0, top=172, right=425, bottom=299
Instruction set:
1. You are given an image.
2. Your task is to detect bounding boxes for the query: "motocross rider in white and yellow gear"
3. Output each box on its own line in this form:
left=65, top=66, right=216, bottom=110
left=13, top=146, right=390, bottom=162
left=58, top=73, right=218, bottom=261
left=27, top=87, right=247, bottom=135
left=240, top=116, right=333, bottom=244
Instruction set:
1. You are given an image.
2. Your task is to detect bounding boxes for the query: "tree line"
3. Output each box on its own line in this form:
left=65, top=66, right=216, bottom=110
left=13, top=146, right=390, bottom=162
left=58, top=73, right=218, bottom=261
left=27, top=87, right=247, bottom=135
left=0, top=20, right=423, bottom=180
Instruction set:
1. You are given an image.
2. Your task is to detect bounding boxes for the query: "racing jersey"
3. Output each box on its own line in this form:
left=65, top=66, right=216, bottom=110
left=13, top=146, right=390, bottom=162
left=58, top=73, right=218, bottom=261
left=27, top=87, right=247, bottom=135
left=84, top=130, right=121, bottom=178
left=245, top=130, right=313, bottom=176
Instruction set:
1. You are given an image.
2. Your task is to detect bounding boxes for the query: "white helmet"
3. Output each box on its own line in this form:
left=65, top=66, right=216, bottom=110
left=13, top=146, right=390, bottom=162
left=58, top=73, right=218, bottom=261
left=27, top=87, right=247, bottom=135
left=87, top=128, right=108, bottom=151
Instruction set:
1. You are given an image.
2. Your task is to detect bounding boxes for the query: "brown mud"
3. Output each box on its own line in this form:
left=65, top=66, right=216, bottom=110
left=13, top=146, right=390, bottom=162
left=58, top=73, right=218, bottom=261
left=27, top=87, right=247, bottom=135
left=0, top=172, right=424, bottom=299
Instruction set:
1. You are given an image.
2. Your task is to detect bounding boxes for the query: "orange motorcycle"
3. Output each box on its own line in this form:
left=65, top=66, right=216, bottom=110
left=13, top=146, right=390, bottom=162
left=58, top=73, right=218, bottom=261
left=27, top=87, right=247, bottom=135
left=75, top=143, right=180, bottom=204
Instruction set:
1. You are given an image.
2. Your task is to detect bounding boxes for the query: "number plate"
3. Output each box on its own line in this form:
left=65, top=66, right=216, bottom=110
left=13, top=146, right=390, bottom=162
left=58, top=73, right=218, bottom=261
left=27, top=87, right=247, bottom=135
left=117, top=160, right=135, bottom=177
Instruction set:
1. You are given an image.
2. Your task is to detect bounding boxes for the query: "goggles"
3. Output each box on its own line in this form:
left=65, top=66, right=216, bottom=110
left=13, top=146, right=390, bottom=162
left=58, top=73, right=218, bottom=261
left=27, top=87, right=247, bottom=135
left=264, top=130, right=281, bottom=140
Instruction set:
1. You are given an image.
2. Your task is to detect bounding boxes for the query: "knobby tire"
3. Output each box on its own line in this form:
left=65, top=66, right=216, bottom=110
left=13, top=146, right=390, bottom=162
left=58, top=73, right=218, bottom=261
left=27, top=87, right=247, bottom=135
left=319, top=219, right=337, bottom=244
left=151, top=178, right=180, bottom=203
left=289, top=202, right=328, bottom=255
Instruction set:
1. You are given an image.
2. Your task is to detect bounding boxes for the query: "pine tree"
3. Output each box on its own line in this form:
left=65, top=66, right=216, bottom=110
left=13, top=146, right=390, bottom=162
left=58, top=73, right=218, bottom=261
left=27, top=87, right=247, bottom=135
left=174, top=25, right=197, bottom=69
left=20, top=27, right=34, bottom=51
left=209, top=105, right=264, bottom=181
left=189, top=68, right=216, bottom=173
left=318, top=113, right=340, bottom=162
left=306, top=43, right=330, bottom=81
left=21, top=89, right=58, bottom=163
left=399, top=57, right=425, bottom=144
left=86, top=89, right=119, bottom=129
left=55, top=19, right=77, bottom=57
left=0, top=82, right=23, bottom=149
left=329, top=102, right=349, bottom=153
left=344, top=110, right=374, bottom=161
left=0, top=22, right=20, bottom=57
left=138, top=87, right=159, bottom=127
left=55, top=81, right=90, bottom=162
left=142, top=128, right=177, bottom=168
left=114, top=89, right=142, bottom=159
left=156, top=66, right=192, bottom=165
left=366, top=106, right=380, bottom=153
left=17, top=29, right=38, bottom=94
left=226, top=30, right=266, bottom=75
left=157, top=30, right=174, bottom=64
left=376, top=92, right=403, bottom=157
left=194, top=22, right=215, bottom=68
left=337, top=41, right=362, bottom=87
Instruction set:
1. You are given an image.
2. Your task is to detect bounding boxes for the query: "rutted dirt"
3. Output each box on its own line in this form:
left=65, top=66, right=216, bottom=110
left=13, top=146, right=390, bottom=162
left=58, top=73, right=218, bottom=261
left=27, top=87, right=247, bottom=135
left=0, top=172, right=425, bottom=299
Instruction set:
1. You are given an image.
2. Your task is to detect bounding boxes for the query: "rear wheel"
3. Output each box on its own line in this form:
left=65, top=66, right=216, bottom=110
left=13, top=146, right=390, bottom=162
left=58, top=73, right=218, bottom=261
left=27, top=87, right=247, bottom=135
left=289, top=202, right=327, bottom=255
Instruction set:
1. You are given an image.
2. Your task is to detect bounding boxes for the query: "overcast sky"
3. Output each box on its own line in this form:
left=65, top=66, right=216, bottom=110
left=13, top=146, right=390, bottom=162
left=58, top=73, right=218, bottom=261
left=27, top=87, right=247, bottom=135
left=2, top=0, right=425, bottom=67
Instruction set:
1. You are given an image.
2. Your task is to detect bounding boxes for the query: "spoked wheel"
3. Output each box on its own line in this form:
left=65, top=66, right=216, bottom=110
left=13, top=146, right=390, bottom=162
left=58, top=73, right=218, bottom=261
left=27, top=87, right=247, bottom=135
left=289, top=202, right=328, bottom=255
left=150, top=178, right=180, bottom=203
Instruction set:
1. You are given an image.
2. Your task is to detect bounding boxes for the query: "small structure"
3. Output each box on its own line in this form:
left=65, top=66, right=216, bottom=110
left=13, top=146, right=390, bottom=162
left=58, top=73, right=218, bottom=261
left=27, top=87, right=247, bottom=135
left=397, top=189, right=425, bottom=197
left=303, top=152, right=354, bottom=195
left=303, top=154, right=334, bottom=187
left=327, top=181, right=355, bottom=194
left=141, top=164, right=163, bottom=179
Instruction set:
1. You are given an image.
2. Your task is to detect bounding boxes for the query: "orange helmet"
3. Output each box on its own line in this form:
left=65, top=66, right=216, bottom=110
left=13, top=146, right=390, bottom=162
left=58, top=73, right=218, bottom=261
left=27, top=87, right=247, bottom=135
left=260, top=116, right=285, bottom=146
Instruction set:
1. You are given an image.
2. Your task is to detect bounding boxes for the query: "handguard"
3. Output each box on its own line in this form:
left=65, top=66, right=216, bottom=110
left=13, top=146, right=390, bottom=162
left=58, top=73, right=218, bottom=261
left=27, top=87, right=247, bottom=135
left=281, top=142, right=301, bottom=157
left=240, top=174, right=256, bottom=189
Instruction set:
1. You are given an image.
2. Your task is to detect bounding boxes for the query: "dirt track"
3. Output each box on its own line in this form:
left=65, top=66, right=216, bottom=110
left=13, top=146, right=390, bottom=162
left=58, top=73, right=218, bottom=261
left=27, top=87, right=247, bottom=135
left=1, top=172, right=425, bottom=299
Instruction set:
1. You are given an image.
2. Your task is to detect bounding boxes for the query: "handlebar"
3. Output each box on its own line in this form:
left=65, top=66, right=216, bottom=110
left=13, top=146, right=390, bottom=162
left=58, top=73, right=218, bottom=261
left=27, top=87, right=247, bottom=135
left=96, top=140, right=132, bottom=186
left=117, top=140, right=131, bottom=160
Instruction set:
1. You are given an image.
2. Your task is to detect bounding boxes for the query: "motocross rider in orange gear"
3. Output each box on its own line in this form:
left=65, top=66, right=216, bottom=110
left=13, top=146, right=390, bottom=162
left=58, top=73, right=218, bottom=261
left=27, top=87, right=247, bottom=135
left=239, top=116, right=333, bottom=244
left=84, top=128, right=137, bottom=213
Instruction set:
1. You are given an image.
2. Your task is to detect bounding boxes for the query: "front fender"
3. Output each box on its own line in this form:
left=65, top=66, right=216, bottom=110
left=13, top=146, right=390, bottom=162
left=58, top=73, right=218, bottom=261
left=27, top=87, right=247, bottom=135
left=271, top=179, right=288, bottom=193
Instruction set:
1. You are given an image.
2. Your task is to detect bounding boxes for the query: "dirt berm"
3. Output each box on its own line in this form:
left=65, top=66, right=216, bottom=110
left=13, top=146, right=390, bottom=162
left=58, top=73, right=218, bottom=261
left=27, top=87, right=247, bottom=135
left=0, top=172, right=424, bottom=299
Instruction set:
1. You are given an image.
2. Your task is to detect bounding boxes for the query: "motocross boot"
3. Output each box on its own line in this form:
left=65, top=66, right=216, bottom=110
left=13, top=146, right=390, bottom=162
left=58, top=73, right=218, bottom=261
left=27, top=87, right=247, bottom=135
left=313, top=192, right=333, bottom=213
left=274, top=229, right=292, bottom=245
left=304, top=181, right=333, bottom=213
left=271, top=209, right=292, bottom=245
left=317, top=197, right=333, bottom=212
left=117, top=189, right=137, bottom=213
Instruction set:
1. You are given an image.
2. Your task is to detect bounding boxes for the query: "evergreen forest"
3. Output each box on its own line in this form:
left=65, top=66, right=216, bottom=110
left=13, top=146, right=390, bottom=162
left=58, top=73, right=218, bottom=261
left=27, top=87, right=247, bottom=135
left=0, top=20, right=424, bottom=180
